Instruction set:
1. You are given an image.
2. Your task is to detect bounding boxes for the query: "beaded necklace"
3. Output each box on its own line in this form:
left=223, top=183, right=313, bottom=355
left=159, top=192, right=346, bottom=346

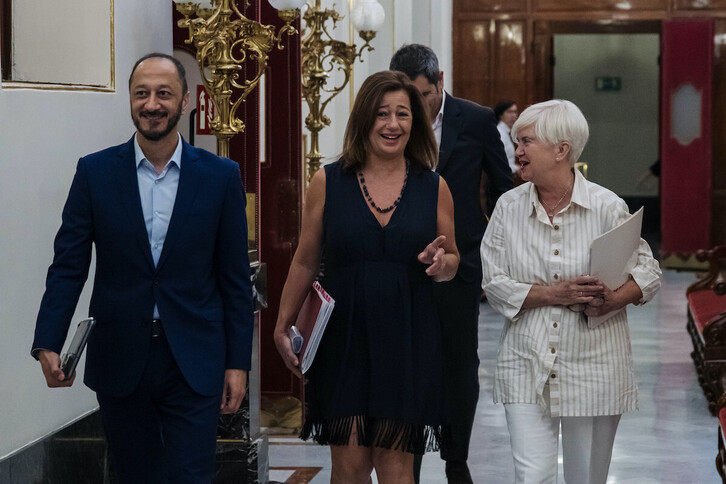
left=357, top=160, right=410, bottom=214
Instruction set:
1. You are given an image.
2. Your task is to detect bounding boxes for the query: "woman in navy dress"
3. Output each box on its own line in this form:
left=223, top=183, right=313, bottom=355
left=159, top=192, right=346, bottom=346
left=274, top=70, right=459, bottom=483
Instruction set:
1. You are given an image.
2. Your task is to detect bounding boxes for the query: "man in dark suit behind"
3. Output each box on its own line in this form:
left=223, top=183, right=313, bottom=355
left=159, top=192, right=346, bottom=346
left=390, top=44, right=513, bottom=483
left=31, top=53, right=254, bottom=483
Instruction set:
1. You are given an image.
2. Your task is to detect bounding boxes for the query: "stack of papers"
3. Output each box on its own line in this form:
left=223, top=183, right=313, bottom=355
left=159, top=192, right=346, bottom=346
left=588, top=207, right=644, bottom=328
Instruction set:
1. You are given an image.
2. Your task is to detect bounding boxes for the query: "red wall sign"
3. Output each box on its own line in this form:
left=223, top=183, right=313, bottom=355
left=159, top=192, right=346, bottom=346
left=196, top=85, right=215, bottom=135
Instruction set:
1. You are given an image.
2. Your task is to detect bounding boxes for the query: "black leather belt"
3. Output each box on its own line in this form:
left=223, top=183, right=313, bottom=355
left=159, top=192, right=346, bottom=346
left=151, top=319, right=164, bottom=338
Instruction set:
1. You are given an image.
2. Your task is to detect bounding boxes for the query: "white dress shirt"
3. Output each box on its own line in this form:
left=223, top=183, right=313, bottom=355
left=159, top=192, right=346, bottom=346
left=431, top=90, right=447, bottom=149
left=134, top=133, right=183, bottom=319
left=480, top=169, right=661, bottom=417
left=497, top=121, right=517, bottom=173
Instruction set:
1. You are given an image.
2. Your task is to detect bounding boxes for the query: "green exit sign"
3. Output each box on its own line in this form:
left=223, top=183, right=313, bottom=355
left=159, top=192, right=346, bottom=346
left=595, top=77, right=622, bottom=91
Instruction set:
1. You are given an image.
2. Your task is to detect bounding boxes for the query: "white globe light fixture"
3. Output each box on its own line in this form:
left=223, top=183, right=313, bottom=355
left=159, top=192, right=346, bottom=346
left=268, top=0, right=308, bottom=9
left=350, top=0, right=385, bottom=33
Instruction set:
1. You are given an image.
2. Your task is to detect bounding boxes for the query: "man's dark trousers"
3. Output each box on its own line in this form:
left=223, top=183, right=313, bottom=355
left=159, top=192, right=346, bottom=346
left=413, top=277, right=481, bottom=483
left=413, top=93, right=512, bottom=483
left=436, top=276, right=481, bottom=462
left=97, top=335, right=222, bottom=483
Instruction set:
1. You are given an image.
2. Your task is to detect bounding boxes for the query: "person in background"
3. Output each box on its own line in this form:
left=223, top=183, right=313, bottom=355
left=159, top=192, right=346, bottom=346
left=31, top=53, right=254, bottom=483
left=274, top=70, right=459, bottom=484
left=480, top=99, right=661, bottom=484
left=390, top=44, right=513, bottom=483
left=494, top=100, right=520, bottom=178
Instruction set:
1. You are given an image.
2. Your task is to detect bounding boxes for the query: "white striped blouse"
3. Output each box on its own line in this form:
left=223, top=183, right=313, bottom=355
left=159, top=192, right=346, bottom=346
left=480, top=169, right=662, bottom=417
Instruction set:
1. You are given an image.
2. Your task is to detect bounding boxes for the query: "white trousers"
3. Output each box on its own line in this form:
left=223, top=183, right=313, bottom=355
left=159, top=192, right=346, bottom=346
left=504, top=386, right=621, bottom=484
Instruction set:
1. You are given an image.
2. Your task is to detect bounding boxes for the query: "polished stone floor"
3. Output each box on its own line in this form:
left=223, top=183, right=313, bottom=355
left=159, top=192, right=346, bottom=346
left=269, top=269, right=720, bottom=483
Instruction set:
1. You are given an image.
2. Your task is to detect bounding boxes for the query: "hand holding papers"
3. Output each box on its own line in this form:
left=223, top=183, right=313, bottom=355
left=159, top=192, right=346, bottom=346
left=290, top=281, right=335, bottom=374
left=588, top=207, right=644, bottom=328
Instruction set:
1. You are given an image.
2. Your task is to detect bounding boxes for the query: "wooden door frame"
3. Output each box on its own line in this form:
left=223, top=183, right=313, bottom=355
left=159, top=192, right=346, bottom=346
left=1, top=0, right=11, bottom=80
left=533, top=20, right=663, bottom=237
left=532, top=20, right=661, bottom=102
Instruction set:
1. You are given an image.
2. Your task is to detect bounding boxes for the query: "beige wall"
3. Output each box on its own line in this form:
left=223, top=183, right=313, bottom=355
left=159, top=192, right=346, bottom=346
left=0, top=0, right=172, bottom=460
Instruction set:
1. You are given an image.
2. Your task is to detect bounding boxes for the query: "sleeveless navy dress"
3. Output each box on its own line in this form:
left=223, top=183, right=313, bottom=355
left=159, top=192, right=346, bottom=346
left=300, top=160, right=444, bottom=454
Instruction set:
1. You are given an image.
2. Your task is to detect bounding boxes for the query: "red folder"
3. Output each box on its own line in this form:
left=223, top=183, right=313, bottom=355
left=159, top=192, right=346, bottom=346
left=294, top=281, right=335, bottom=374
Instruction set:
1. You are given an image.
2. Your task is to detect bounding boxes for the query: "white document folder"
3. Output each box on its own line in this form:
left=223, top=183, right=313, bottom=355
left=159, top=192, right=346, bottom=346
left=588, top=207, right=644, bottom=328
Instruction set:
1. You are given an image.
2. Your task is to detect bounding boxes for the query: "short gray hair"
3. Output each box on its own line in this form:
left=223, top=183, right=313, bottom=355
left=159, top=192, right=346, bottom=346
left=511, top=99, right=589, bottom=164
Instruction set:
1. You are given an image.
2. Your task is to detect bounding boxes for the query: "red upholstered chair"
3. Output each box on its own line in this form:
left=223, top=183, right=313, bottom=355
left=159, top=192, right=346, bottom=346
left=688, top=246, right=726, bottom=295
left=687, top=246, right=726, bottom=415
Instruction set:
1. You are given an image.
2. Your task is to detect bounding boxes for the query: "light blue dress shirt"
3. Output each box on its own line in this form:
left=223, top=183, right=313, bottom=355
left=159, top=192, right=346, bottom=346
left=134, top=133, right=183, bottom=319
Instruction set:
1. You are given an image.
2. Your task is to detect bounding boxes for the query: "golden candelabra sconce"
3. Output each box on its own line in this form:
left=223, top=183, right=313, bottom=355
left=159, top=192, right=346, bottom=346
left=301, top=0, right=384, bottom=181
left=173, top=0, right=308, bottom=158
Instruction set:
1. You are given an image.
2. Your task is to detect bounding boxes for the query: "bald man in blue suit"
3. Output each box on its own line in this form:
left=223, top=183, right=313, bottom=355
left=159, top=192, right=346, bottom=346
left=31, top=53, right=254, bottom=483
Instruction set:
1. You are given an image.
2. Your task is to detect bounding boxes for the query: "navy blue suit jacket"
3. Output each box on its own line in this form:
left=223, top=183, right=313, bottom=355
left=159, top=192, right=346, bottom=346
left=33, top=136, right=254, bottom=398
left=436, top=93, right=513, bottom=284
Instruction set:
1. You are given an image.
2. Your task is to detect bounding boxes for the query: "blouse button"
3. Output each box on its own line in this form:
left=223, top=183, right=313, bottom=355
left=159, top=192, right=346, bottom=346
left=551, top=373, right=557, bottom=379
left=553, top=322, right=558, bottom=328
left=551, top=347, right=556, bottom=354
left=554, top=225, right=560, bottom=230
left=554, top=249, right=560, bottom=255
left=554, top=274, right=559, bottom=280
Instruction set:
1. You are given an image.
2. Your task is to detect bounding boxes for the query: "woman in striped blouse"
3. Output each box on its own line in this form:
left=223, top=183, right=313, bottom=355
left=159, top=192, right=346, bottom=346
left=480, top=99, right=661, bottom=484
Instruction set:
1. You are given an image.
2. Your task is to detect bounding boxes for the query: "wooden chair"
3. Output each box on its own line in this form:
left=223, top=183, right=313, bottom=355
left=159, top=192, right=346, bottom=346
left=687, top=245, right=726, bottom=414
